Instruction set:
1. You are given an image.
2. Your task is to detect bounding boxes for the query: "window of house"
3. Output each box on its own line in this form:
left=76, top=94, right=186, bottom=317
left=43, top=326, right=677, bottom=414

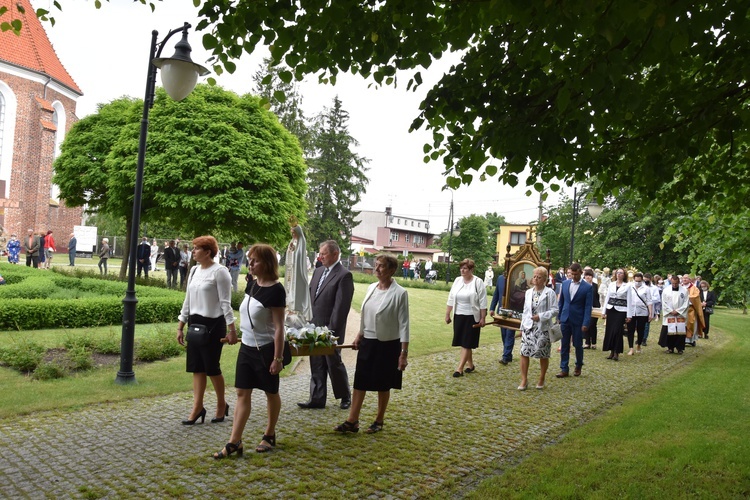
left=411, top=221, right=414, bottom=226
left=510, top=232, right=526, bottom=245
left=397, top=218, right=401, bottom=224
left=391, top=231, right=399, bottom=242
left=418, top=222, right=421, bottom=228
left=405, top=234, right=410, bottom=243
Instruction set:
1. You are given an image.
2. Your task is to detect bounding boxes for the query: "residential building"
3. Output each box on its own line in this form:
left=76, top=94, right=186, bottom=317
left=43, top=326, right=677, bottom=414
left=351, top=207, right=440, bottom=261
left=495, top=223, right=537, bottom=259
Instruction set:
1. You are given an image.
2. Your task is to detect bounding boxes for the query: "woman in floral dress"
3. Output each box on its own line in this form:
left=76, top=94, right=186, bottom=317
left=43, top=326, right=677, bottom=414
left=518, top=267, right=558, bottom=390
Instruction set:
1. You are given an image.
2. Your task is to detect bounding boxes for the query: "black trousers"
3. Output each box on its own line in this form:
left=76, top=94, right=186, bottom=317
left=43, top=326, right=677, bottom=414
left=308, top=348, right=350, bottom=405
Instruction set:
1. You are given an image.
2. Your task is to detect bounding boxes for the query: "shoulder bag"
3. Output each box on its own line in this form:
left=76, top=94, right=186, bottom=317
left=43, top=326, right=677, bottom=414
left=185, top=266, right=210, bottom=346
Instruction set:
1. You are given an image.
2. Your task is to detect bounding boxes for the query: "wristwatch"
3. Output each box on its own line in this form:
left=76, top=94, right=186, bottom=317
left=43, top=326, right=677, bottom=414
left=274, top=357, right=284, bottom=363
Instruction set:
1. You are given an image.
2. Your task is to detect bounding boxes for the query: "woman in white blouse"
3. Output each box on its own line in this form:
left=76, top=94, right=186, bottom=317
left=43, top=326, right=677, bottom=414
left=177, top=236, right=238, bottom=426
left=445, top=259, right=487, bottom=377
left=601, top=268, right=631, bottom=361
left=334, top=254, right=409, bottom=434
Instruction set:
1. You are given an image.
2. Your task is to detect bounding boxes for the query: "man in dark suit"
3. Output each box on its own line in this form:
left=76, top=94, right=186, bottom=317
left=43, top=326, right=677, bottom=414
left=67, top=233, right=77, bottom=266
left=298, top=240, right=354, bottom=409
left=24, top=229, right=40, bottom=268
left=556, top=262, right=593, bottom=378
left=163, top=240, right=180, bottom=288
left=136, top=236, right=151, bottom=278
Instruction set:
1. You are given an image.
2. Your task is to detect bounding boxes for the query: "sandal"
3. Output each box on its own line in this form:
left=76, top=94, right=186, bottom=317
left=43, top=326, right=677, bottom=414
left=255, top=434, right=276, bottom=453
left=464, top=366, right=475, bottom=373
left=333, top=420, right=360, bottom=433
left=365, top=421, right=384, bottom=434
left=213, top=440, right=243, bottom=459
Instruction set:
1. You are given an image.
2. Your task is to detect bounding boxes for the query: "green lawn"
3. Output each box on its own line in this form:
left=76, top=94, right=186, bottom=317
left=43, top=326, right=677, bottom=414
left=464, top=308, right=750, bottom=499
left=0, top=282, right=489, bottom=417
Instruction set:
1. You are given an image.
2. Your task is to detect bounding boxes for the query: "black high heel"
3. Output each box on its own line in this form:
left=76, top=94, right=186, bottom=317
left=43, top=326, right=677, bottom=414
left=211, top=403, right=230, bottom=423
left=213, top=440, right=243, bottom=459
left=182, top=407, right=206, bottom=425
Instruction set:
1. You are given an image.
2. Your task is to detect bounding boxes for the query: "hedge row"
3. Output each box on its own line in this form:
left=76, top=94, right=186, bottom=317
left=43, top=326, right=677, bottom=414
left=0, top=296, right=183, bottom=330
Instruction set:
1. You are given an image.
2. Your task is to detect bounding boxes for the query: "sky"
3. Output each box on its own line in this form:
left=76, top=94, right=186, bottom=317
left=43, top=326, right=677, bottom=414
left=33, top=0, right=568, bottom=234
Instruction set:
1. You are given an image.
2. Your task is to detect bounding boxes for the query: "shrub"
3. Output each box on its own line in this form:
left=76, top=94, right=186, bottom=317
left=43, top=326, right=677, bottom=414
left=33, top=362, right=67, bottom=380
left=63, top=333, right=97, bottom=351
left=67, top=346, right=94, bottom=371
left=0, top=340, right=46, bottom=372
left=93, top=332, right=121, bottom=355
left=135, top=328, right=182, bottom=362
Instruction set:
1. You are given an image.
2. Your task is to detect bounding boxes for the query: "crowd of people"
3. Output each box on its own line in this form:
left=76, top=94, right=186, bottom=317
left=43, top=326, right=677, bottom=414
left=468, top=262, right=714, bottom=390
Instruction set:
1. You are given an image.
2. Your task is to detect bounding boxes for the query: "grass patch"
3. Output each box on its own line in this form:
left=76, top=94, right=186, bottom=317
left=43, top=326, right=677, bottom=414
left=465, top=307, right=750, bottom=499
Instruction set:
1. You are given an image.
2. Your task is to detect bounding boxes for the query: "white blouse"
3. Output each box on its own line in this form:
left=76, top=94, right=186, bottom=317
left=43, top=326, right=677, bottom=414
left=178, top=263, right=235, bottom=325
left=602, top=281, right=631, bottom=315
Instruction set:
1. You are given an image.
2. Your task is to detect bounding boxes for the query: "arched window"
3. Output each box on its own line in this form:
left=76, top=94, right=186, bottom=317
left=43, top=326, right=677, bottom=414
left=0, top=81, right=18, bottom=199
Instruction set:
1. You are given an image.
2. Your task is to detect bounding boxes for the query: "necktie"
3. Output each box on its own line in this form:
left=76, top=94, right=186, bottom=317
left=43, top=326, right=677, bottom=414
left=316, top=267, right=330, bottom=297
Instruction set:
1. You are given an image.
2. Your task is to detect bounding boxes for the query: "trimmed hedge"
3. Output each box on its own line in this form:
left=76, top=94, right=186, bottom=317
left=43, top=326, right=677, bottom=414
left=0, top=264, right=183, bottom=330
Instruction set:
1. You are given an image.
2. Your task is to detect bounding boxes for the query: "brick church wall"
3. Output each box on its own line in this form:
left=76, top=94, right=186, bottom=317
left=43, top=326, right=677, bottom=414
left=0, top=70, right=82, bottom=250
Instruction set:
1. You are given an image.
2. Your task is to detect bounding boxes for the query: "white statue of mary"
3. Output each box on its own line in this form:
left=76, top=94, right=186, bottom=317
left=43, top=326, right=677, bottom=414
left=285, top=224, right=312, bottom=327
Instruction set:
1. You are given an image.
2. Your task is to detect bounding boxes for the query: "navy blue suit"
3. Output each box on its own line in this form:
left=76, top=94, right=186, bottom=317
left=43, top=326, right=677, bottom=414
left=490, top=274, right=515, bottom=362
left=558, top=279, right=593, bottom=372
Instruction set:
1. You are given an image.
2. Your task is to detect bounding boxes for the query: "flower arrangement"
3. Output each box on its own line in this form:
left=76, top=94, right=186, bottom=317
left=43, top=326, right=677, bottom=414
left=496, top=308, right=522, bottom=320
left=285, top=323, right=339, bottom=353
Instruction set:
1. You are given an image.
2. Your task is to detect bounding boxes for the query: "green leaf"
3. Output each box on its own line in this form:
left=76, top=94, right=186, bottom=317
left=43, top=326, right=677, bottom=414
left=273, top=90, right=287, bottom=103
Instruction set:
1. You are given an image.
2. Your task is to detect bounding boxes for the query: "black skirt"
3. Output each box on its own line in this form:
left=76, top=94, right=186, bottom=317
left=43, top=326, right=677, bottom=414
left=353, top=338, right=403, bottom=392
left=602, top=308, right=626, bottom=354
left=234, top=342, right=280, bottom=394
left=452, top=314, right=480, bottom=349
left=185, top=315, right=226, bottom=376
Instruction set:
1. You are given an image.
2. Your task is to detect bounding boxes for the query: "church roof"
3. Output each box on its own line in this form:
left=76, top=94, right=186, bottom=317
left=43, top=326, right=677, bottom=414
left=0, top=0, right=82, bottom=95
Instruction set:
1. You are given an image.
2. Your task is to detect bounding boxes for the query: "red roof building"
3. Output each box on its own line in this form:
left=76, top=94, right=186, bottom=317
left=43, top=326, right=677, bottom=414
left=0, top=0, right=83, bottom=248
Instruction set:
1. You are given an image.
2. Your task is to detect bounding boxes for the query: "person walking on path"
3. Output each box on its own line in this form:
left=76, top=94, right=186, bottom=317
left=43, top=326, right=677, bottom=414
left=298, top=240, right=354, bottom=410
left=556, top=263, right=593, bottom=378
left=98, top=238, right=110, bottom=275
left=67, top=233, right=77, bottom=266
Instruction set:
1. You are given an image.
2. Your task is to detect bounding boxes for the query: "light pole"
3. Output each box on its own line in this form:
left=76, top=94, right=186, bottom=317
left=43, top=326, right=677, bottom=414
left=116, top=23, right=209, bottom=384
left=569, top=186, right=603, bottom=266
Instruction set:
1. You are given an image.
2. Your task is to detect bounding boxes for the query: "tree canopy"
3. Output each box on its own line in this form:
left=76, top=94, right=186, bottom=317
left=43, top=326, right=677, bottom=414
left=53, top=84, right=308, bottom=275
left=181, top=0, right=750, bottom=211
left=305, top=96, right=369, bottom=252
left=538, top=191, right=689, bottom=274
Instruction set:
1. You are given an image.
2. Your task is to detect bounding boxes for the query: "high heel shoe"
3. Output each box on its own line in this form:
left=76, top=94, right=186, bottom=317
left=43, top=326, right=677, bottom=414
left=211, top=403, right=230, bottom=423
left=213, top=440, right=243, bottom=459
left=182, top=407, right=206, bottom=425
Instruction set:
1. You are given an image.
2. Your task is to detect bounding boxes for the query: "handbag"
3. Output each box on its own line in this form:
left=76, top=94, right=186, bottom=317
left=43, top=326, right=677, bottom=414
left=704, top=306, right=714, bottom=314
left=185, top=324, right=210, bottom=346
left=549, top=323, right=563, bottom=343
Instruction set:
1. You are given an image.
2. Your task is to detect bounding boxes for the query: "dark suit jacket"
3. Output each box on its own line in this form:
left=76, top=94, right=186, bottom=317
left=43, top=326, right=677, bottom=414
left=490, top=274, right=506, bottom=313
left=136, top=241, right=151, bottom=261
left=163, top=246, right=180, bottom=268
left=24, top=236, right=40, bottom=256
left=558, top=279, right=593, bottom=327
left=309, top=262, right=354, bottom=343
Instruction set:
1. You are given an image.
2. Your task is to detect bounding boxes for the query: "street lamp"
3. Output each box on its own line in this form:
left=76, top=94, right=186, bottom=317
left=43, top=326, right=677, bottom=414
left=116, top=23, right=209, bottom=385
left=569, top=186, right=602, bottom=266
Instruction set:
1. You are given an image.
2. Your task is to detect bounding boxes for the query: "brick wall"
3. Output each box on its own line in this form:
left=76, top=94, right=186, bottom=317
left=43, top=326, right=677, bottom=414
left=0, top=70, right=83, bottom=250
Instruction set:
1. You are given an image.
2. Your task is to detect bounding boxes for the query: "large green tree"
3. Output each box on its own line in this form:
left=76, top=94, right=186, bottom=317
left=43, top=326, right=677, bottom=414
left=53, top=84, right=308, bottom=277
left=305, top=96, right=369, bottom=252
left=441, top=214, right=493, bottom=269
left=538, top=191, right=689, bottom=273
left=252, top=57, right=312, bottom=155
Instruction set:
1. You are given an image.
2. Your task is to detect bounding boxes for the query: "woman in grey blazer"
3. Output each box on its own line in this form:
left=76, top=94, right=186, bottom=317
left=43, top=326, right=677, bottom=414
left=334, top=254, right=409, bottom=434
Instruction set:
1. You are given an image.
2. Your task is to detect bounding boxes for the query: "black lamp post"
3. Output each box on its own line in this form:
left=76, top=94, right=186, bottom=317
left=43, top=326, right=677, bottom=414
left=568, top=187, right=603, bottom=267
left=116, top=23, right=209, bottom=384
